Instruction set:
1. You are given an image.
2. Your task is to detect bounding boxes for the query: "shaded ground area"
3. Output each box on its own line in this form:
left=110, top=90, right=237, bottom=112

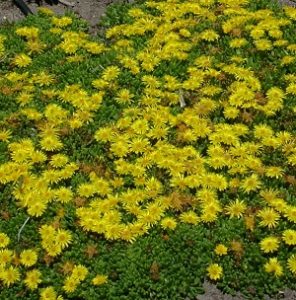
left=1, top=0, right=296, bottom=299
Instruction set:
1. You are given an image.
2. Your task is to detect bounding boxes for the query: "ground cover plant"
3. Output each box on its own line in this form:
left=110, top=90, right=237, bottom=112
left=0, top=0, right=295, bottom=299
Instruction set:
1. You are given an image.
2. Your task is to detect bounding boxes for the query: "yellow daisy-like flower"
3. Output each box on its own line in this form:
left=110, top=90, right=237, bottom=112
left=20, top=249, right=38, bottom=267
left=63, top=276, right=79, bottom=293
left=115, top=89, right=134, bottom=105
left=38, top=7, right=54, bottom=16
left=72, top=264, right=88, bottom=281
left=160, top=217, right=177, bottom=230
left=207, top=263, right=223, bottom=280
left=257, top=207, right=280, bottom=228
left=286, top=83, right=296, bottom=95
left=225, top=199, right=247, bottom=218
left=54, top=187, right=73, bottom=203
left=241, top=174, right=261, bottom=193
left=27, top=201, right=47, bottom=217
left=287, top=254, right=296, bottom=275
left=260, top=236, right=280, bottom=253
left=0, top=249, right=13, bottom=265
left=214, top=244, right=228, bottom=256
left=102, top=66, right=121, bottom=81
left=200, top=30, right=219, bottom=42
left=49, top=154, right=69, bottom=168
left=0, top=129, right=12, bottom=142
left=0, top=233, right=10, bottom=248
left=12, top=53, right=32, bottom=67
left=40, top=135, right=63, bottom=151
left=52, top=16, right=73, bottom=27
left=40, top=286, right=57, bottom=300
left=92, top=274, right=108, bottom=285
left=24, top=269, right=42, bottom=290
left=254, top=39, right=272, bottom=51
left=264, top=166, right=283, bottom=179
left=280, top=55, right=295, bottom=66
left=264, top=257, right=283, bottom=277
left=282, top=229, right=296, bottom=246
left=223, top=106, right=239, bottom=119
left=15, top=26, right=39, bottom=39
left=179, top=211, right=200, bottom=225
left=55, top=229, right=72, bottom=249
left=1, top=266, right=20, bottom=286
left=229, top=38, right=248, bottom=48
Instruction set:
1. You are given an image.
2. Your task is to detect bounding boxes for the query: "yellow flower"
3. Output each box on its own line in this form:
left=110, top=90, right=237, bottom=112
left=225, top=199, right=246, bottom=218
left=284, top=6, right=296, bottom=20
left=55, top=229, right=72, bottom=249
left=214, top=244, right=228, bottom=256
left=55, top=187, right=73, bottom=203
left=40, top=135, right=63, bottom=151
left=260, top=236, right=280, bottom=253
left=52, top=16, right=73, bottom=27
left=20, top=249, right=38, bottom=267
left=264, top=257, right=283, bottom=277
left=0, top=249, right=13, bottom=265
left=40, top=286, right=57, bottom=300
left=13, top=53, right=32, bottom=67
left=102, top=66, right=120, bottom=81
left=287, top=254, right=296, bottom=275
left=38, top=7, right=54, bottom=16
left=282, top=229, right=296, bottom=246
left=26, top=39, right=46, bottom=54
left=92, top=274, right=108, bottom=285
left=0, top=233, right=10, bottom=248
left=24, top=269, right=42, bottom=290
left=254, top=124, right=273, bottom=139
left=27, top=201, right=47, bottom=217
left=250, top=28, right=265, bottom=39
left=229, top=38, right=248, bottom=48
left=207, top=263, right=223, bottom=280
left=0, top=129, right=12, bottom=142
left=72, top=264, right=88, bottom=281
left=254, top=39, right=272, bottom=51
left=257, top=207, right=280, bottom=228
left=264, top=166, right=283, bottom=179
left=241, top=174, right=261, bottom=193
left=160, top=217, right=177, bottom=230
left=50, top=28, right=63, bottom=35
left=200, top=30, right=219, bottom=42
left=1, top=266, right=20, bottom=286
left=286, top=83, right=296, bottom=95
left=50, top=154, right=69, bottom=168
left=15, top=26, right=39, bottom=39
left=268, top=29, right=283, bottom=39
left=223, top=106, right=239, bottom=119
left=115, top=89, right=134, bottom=105
left=84, top=42, right=106, bottom=54
left=179, top=211, right=200, bottom=225
left=63, top=276, right=79, bottom=293
left=281, top=55, right=295, bottom=66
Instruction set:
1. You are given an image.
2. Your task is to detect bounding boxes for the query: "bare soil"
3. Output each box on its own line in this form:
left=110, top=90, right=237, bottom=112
left=0, top=0, right=115, bottom=31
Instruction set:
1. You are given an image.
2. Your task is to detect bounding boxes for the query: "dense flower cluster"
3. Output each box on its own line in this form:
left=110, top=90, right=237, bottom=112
left=0, top=0, right=295, bottom=298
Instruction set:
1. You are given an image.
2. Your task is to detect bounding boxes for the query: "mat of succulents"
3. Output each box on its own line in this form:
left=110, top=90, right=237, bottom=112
left=0, top=0, right=296, bottom=299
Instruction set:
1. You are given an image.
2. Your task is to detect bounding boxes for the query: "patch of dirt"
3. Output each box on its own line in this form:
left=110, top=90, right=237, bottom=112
left=278, top=0, right=296, bottom=6
left=0, top=0, right=119, bottom=32
left=195, top=281, right=296, bottom=300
